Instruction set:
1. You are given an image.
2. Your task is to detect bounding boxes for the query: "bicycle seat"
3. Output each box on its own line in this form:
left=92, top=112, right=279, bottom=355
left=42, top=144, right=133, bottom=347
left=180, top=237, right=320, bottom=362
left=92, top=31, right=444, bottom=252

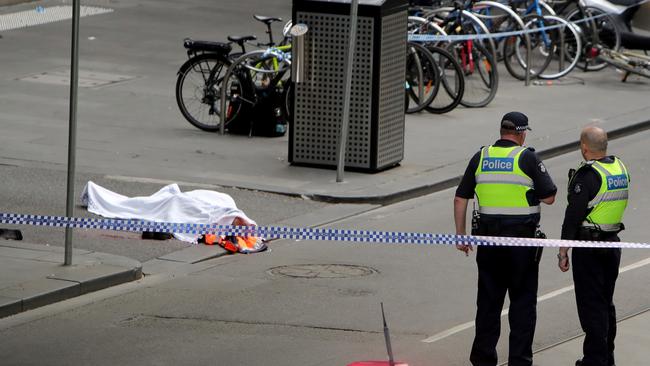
left=227, top=35, right=257, bottom=44
left=253, top=15, right=282, bottom=25
left=183, top=38, right=232, bottom=55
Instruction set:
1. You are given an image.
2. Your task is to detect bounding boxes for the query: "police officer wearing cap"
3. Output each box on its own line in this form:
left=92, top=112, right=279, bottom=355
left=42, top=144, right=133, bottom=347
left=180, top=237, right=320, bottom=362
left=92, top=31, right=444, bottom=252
left=557, top=126, right=630, bottom=366
left=454, top=111, right=557, bottom=366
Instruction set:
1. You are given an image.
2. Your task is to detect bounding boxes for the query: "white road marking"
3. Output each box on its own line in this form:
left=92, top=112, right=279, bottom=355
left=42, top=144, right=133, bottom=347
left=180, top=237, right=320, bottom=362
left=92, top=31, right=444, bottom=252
left=0, top=6, right=113, bottom=32
left=422, top=256, right=650, bottom=343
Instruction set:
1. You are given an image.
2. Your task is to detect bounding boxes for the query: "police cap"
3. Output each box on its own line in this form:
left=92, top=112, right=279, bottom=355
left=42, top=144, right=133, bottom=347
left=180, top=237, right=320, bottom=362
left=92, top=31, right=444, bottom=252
left=501, top=111, right=531, bottom=131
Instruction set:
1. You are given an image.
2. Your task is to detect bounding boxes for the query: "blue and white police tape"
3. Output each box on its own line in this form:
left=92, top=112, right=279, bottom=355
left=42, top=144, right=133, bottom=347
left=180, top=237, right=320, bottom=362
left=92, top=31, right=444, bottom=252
left=1, top=212, right=649, bottom=249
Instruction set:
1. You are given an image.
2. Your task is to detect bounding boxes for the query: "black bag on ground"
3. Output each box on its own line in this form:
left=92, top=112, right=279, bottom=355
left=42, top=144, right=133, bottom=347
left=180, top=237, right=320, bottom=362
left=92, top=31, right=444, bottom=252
left=227, top=87, right=287, bottom=137
left=0, top=229, right=22, bottom=240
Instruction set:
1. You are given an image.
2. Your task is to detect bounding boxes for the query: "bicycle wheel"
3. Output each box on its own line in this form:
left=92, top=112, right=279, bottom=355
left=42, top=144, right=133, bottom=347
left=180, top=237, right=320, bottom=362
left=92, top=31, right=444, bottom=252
left=533, top=15, right=582, bottom=79
left=405, top=42, right=440, bottom=114
left=447, top=40, right=498, bottom=108
left=472, top=1, right=528, bottom=64
left=408, top=15, right=447, bottom=47
left=565, top=6, right=621, bottom=71
left=424, top=8, right=498, bottom=60
left=175, top=53, right=250, bottom=132
left=511, top=0, right=556, bottom=17
left=422, top=45, right=465, bottom=114
left=503, top=14, right=554, bottom=80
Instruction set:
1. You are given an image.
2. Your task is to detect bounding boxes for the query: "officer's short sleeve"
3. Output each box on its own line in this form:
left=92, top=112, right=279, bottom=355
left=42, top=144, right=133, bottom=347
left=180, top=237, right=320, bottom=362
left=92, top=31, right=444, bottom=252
left=455, top=151, right=481, bottom=199
left=520, top=148, right=557, bottom=199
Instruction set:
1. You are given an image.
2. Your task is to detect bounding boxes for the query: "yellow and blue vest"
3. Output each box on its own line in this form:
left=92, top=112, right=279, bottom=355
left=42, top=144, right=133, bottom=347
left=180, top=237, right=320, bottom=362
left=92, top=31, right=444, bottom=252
left=474, top=145, right=540, bottom=216
left=580, top=157, right=629, bottom=231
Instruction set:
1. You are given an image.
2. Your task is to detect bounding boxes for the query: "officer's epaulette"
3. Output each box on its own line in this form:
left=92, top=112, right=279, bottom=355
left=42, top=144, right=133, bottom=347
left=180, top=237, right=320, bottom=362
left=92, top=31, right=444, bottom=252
left=525, top=147, right=535, bottom=152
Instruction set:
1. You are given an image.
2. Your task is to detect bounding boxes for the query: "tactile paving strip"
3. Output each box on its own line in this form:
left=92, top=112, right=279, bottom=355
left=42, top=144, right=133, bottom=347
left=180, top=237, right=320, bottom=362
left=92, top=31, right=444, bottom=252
left=0, top=5, right=113, bottom=32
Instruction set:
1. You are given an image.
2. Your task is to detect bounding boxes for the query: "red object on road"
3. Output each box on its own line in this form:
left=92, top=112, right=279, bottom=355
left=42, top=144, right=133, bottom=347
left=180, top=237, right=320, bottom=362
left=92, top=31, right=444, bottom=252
left=347, top=362, right=409, bottom=366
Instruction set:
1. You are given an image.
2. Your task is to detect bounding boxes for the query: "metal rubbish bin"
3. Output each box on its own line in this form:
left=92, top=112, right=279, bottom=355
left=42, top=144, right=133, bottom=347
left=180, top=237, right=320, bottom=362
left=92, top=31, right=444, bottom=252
left=289, top=0, right=408, bottom=172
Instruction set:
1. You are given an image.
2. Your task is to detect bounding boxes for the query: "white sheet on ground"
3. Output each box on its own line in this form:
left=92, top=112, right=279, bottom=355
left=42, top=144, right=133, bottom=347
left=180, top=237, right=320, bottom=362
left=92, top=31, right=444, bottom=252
left=81, top=181, right=255, bottom=243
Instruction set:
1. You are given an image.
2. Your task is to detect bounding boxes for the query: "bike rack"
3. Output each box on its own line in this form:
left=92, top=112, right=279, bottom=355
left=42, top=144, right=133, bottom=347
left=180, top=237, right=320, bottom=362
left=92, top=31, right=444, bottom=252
left=473, top=1, right=533, bottom=84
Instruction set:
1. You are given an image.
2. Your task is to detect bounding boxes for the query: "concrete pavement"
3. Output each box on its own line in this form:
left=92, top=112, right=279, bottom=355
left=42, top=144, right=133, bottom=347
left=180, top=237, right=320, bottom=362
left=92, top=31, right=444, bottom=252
left=0, top=240, right=141, bottom=318
left=531, top=308, right=650, bottom=366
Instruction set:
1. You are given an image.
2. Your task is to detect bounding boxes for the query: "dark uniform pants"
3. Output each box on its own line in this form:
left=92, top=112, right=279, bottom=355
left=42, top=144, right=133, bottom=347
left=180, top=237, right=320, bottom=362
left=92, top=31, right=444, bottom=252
left=470, top=224, right=539, bottom=366
left=572, top=234, right=621, bottom=366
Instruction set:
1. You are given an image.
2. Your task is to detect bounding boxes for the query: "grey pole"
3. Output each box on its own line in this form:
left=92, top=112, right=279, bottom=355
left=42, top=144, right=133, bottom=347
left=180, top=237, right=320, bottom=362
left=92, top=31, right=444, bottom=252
left=558, top=21, right=564, bottom=72
left=381, top=302, right=395, bottom=366
left=64, top=0, right=81, bottom=266
left=525, top=31, right=531, bottom=86
left=336, top=0, right=359, bottom=183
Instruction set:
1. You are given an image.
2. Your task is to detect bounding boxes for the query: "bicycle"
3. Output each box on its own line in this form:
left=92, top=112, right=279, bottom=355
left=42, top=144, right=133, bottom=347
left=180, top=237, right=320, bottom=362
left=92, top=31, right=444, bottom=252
left=175, top=37, right=252, bottom=132
left=503, top=13, right=583, bottom=79
left=423, top=44, right=466, bottom=113
left=597, top=46, right=650, bottom=80
left=419, top=1, right=500, bottom=107
left=405, top=41, right=442, bottom=113
left=222, top=43, right=293, bottom=136
left=175, top=15, right=289, bottom=133
left=554, top=0, right=622, bottom=71
left=407, top=16, right=466, bottom=113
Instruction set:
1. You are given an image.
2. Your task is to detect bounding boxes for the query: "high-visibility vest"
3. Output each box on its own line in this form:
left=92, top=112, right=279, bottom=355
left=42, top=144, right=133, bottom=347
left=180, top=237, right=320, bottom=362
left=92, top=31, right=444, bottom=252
left=582, top=158, right=629, bottom=231
left=474, top=145, right=540, bottom=216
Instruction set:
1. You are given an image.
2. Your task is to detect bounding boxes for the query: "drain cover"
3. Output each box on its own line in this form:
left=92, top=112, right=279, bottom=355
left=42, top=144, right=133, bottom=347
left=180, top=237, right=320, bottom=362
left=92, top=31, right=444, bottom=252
left=268, top=264, right=377, bottom=279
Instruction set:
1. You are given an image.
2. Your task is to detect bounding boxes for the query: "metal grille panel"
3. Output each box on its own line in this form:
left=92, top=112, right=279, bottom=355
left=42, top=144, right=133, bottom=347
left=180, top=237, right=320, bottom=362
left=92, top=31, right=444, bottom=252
left=293, top=12, right=374, bottom=168
left=376, top=12, right=407, bottom=168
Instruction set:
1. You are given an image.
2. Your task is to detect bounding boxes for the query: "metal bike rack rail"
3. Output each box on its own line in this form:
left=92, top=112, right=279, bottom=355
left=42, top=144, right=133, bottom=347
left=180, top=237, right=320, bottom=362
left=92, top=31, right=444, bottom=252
left=473, top=1, right=533, bottom=84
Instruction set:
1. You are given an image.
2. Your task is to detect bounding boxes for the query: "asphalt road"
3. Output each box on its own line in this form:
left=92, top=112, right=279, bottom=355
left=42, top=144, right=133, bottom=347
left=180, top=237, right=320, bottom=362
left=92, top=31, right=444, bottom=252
left=0, top=130, right=648, bottom=366
left=0, top=0, right=294, bottom=183
left=0, top=163, right=329, bottom=262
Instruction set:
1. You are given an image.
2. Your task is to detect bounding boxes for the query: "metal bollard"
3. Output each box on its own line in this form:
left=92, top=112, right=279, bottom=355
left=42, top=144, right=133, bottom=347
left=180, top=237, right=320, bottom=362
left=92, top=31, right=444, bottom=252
left=290, top=23, right=309, bottom=84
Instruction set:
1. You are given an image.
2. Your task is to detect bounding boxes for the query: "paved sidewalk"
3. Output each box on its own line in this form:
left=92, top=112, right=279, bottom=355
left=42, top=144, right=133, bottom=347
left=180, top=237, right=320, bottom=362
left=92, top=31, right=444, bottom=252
left=532, top=309, right=650, bottom=365
left=100, top=70, right=650, bottom=204
left=0, top=240, right=141, bottom=318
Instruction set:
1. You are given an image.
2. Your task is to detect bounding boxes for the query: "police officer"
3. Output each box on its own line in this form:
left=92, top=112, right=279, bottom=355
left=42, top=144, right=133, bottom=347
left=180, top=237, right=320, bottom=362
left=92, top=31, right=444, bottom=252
left=557, top=126, right=629, bottom=366
left=454, top=111, right=557, bottom=366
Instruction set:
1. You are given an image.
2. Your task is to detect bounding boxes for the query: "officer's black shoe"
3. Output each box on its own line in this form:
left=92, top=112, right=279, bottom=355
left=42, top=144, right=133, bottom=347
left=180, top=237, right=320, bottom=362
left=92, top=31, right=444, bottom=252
left=575, top=359, right=615, bottom=366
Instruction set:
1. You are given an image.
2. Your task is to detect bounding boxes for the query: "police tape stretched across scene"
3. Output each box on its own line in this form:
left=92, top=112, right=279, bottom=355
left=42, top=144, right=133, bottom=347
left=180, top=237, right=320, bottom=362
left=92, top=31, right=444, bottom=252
left=1, top=212, right=649, bottom=249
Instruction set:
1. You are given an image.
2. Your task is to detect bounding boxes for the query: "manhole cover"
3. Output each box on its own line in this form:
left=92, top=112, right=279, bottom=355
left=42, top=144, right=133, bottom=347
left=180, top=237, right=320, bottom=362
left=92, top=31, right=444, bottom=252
left=268, top=264, right=378, bottom=279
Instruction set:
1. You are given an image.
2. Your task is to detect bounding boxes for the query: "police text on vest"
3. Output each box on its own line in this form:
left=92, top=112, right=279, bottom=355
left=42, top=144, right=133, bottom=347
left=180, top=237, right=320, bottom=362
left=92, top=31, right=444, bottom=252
left=482, top=158, right=514, bottom=172
left=606, top=174, right=628, bottom=190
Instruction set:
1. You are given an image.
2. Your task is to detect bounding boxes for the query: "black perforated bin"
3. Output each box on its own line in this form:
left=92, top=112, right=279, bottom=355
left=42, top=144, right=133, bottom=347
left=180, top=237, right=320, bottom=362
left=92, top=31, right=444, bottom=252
left=289, top=0, right=408, bottom=172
